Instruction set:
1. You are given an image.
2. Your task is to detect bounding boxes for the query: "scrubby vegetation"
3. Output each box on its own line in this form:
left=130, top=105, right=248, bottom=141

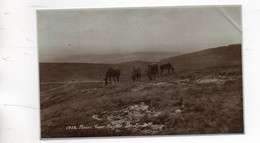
left=40, top=66, right=243, bottom=138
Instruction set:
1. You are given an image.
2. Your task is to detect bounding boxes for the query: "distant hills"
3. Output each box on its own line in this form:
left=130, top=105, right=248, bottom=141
left=42, top=52, right=179, bottom=64
left=40, top=44, right=242, bottom=82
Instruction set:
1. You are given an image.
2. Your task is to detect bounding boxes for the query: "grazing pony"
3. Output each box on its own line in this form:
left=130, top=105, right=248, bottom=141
left=147, top=63, right=159, bottom=80
left=104, top=68, right=121, bottom=85
left=160, top=63, right=174, bottom=75
left=132, top=67, right=141, bottom=81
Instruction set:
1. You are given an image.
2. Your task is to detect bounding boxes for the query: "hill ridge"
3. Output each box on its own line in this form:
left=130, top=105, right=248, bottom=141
left=159, top=44, right=241, bottom=72
left=40, top=44, right=242, bottom=82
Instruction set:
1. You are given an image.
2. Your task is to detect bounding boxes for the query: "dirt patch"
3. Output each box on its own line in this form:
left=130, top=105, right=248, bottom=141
left=131, top=85, right=145, bottom=92
left=150, top=82, right=168, bottom=86
left=91, top=115, right=102, bottom=121
left=131, top=82, right=171, bottom=92
left=173, top=79, right=190, bottom=85
left=90, top=102, right=167, bottom=134
left=196, top=76, right=235, bottom=84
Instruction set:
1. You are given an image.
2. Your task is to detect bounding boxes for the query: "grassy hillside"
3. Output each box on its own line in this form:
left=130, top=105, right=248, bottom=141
left=159, top=44, right=242, bottom=72
left=40, top=66, right=243, bottom=137
left=40, top=44, right=243, bottom=137
left=40, top=61, right=151, bottom=82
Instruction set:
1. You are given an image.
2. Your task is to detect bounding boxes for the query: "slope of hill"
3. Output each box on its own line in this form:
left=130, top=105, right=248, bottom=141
left=40, top=44, right=243, bottom=137
left=159, top=44, right=242, bottom=72
left=40, top=60, right=151, bottom=82
left=40, top=63, right=243, bottom=137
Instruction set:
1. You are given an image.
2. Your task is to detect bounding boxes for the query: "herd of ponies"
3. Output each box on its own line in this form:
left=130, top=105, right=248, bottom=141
left=104, top=63, right=174, bottom=85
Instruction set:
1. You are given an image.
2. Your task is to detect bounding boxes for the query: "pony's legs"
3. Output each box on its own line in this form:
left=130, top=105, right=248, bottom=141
left=151, top=74, right=155, bottom=80
left=117, top=77, right=119, bottom=83
left=147, top=73, right=152, bottom=81
left=113, top=77, right=116, bottom=83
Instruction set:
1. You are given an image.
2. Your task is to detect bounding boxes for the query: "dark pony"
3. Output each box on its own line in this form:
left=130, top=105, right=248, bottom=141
left=132, top=67, right=141, bottom=81
left=104, top=68, right=121, bottom=85
left=147, top=63, right=159, bottom=80
left=160, top=63, right=174, bottom=75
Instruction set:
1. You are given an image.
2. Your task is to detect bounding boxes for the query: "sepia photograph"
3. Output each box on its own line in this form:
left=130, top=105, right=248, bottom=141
left=37, top=6, right=243, bottom=138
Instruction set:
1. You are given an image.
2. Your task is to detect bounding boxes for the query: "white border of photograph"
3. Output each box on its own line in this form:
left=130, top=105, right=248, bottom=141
left=1, top=0, right=260, bottom=143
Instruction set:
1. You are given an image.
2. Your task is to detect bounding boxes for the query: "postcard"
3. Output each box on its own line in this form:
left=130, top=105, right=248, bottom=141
left=37, top=6, right=243, bottom=138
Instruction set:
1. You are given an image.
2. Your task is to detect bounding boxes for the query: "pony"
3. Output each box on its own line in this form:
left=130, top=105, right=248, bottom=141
left=132, top=67, right=141, bottom=81
left=160, top=63, right=174, bottom=75
left=147, top=63, right=159, bottom=80
left=104, top=68, right=121, bottom=85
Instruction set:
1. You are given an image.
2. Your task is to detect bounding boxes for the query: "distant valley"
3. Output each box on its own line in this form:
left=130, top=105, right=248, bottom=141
left=41, top=52, right=179, bottom=64
left=40, top=44, right=242, bottom=82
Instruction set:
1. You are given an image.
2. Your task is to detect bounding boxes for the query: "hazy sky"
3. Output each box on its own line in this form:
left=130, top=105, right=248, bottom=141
left=37, top=6, right=242, bottom=61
